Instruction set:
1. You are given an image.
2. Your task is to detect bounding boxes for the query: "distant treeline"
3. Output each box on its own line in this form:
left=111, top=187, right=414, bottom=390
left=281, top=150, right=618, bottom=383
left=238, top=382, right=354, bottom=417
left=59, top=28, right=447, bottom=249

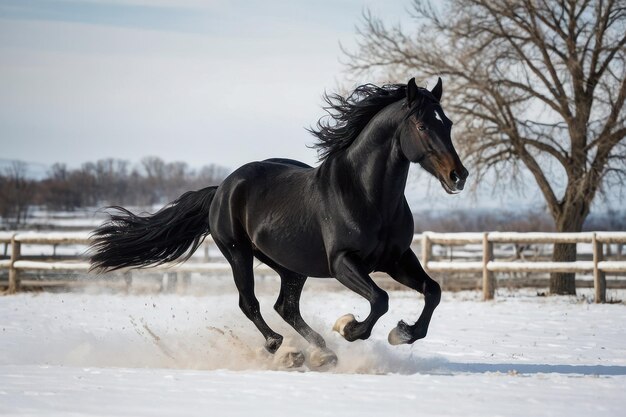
left=0, top=157, right=229, bottom=226
left=2, top=158, right=624, bottom=232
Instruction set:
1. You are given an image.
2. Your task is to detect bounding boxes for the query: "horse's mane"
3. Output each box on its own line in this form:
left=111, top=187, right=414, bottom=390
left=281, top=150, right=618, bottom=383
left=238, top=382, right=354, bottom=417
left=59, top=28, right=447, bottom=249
left=308, top=82, right=437, bottom=161
left=308, top=84, right=406, bottom=161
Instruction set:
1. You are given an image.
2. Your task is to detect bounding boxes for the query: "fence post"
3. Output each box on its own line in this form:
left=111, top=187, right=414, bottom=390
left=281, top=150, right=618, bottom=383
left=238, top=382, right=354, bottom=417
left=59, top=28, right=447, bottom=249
left=178, top=272, right=191, bottom=295
left=482, top=232, right=495, bottom=300
left=8, top=234, right=21, bottom=294
left=165, top=272, right=178, bottom=293
left=123, top=271, right=133, bottom=293
left=421, top=232, right=431, bottom=272
left=592, top=233, right=606, bottom=303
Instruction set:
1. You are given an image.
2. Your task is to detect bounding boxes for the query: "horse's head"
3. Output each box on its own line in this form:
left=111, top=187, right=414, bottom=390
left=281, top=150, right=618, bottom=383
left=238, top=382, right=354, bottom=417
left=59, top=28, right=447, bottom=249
left=398, top=77, right=468, bottom=194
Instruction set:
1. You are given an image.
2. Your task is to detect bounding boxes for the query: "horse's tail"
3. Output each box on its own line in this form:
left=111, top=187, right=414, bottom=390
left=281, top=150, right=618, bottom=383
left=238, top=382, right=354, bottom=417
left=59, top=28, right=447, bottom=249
left=89, top=186, right=218, bottom=272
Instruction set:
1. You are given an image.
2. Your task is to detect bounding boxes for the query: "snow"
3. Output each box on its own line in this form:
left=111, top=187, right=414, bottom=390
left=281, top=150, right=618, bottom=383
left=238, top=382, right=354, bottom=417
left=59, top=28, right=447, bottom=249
left=1, top=282, right=625, bottom=416
left=2, top=365, right=623, bottom=417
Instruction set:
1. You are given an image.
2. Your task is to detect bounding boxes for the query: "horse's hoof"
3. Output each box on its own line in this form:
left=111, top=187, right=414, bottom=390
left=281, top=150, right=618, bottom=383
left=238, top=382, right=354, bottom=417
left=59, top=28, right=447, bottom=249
left=333, top=314, right=356, bottom=338
left=308, top=347, right=338, bottom=369
left=276, top=347, right=305, bottom=368
left=388, top=320, right=412, bottom=345
left=264, top=335, right=284, bottom=354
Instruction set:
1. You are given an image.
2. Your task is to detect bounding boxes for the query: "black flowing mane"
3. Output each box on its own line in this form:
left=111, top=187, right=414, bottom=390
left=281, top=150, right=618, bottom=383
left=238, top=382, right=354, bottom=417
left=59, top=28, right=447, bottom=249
left=309, top=82, right=437, bottom=161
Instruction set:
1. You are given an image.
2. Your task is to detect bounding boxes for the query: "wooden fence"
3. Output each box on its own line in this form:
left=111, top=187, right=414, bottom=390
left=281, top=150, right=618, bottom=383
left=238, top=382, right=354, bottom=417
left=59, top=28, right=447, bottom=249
left=0, top=231, right=275, bottom=294
left=421, top=231, right=626, bottom=302
left=1, top=231, right=626, bottom=302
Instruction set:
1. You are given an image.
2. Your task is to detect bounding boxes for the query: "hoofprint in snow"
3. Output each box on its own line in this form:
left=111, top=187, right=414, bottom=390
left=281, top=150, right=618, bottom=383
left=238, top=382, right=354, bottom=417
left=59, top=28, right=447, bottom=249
left=1, top=282, right=625, bottom=417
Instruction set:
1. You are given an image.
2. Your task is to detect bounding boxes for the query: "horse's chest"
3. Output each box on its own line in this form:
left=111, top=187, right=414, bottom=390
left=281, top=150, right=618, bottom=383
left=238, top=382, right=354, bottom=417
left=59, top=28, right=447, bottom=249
left=330, top=207, right=413, bottom=269
left=362, top=230, right=410, bottom=270
left=331, top=219, right=408, bottom=270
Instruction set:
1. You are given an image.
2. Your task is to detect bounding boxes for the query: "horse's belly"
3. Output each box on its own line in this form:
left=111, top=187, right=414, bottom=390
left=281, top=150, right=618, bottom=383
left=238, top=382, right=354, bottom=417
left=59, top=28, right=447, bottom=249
left=253, top=230, right=330, bottom=277
left=267, top=251, right=330, bottom=278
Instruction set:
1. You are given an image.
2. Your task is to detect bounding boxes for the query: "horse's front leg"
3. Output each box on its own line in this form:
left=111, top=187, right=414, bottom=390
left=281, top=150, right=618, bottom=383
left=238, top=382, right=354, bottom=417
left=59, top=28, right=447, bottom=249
left=383, top=249, right=441, bottom=345
left=332, top=253, right=389, bottom=342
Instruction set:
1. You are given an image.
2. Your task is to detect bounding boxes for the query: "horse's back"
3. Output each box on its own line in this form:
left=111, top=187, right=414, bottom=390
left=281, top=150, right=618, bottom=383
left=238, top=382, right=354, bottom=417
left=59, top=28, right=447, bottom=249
left=211, top=158, right=312, bottom=212
left=263, top=158, right=313, bottom=169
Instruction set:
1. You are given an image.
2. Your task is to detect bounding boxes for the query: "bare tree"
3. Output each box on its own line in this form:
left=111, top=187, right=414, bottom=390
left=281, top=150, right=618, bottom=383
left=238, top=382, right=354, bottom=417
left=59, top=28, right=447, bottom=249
left=343, top=0, right=626, bottom=294
left=0, top=161, right=35, bottom=227
left=164, top=161, right=189, bottom=201
left=141, top=156, right=167, bottom=204
left=193, top=164, right=230, bottom=189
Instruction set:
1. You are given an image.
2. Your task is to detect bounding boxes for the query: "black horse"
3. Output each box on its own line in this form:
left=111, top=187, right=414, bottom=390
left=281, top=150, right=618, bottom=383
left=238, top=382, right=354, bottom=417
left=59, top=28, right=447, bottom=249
left=90, top=77, right=468, bottom=368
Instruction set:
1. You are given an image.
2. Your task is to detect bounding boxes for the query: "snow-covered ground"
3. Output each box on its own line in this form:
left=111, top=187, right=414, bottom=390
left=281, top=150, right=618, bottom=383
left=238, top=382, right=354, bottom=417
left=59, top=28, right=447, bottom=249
left=1, top=282, right=625, bottom=416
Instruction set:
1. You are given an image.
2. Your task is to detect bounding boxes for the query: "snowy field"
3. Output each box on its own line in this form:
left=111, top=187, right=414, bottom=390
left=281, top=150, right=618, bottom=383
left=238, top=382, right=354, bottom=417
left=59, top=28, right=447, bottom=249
left=1, top=281, right=625, bottom=417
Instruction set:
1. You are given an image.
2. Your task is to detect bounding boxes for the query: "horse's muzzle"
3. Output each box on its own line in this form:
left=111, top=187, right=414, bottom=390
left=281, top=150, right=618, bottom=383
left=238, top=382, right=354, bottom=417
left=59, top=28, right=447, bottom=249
left=442, top=168, right=468, bottom=194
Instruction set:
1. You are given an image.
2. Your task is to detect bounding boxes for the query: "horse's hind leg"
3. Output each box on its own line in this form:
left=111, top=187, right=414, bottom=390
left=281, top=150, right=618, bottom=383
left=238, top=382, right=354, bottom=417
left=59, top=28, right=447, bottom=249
left=273, top=274, right=321, bottom=345
left=254, top=251, right=337, bottom=367
left=214, top=238, right=284, bottom=353
left=274, top=273, right=338, bottom=367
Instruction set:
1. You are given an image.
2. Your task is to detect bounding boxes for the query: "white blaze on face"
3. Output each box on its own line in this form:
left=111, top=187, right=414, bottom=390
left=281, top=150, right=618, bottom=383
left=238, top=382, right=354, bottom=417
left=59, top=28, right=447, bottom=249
left=434, top=109, right=444, bottom=125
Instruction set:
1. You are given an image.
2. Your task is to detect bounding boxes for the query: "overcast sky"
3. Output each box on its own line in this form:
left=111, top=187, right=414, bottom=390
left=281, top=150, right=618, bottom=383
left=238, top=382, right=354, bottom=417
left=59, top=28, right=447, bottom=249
left=4, top=0, right=616, bottom=212
left=1, top=0, right=410, bottom=169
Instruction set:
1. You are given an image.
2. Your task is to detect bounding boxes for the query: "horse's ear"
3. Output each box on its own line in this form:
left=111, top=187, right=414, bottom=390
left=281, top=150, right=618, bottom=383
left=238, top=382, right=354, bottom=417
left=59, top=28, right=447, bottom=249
left=431, top=77, right=443, bottom=102
left=406, top=78, right=418, bottom=105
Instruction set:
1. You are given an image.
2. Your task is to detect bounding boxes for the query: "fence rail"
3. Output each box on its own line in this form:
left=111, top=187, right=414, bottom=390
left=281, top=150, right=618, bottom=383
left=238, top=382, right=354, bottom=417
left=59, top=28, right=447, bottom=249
left=1, top=231, right=626, bottom=302
left=420, top=231, right=626, bottom=302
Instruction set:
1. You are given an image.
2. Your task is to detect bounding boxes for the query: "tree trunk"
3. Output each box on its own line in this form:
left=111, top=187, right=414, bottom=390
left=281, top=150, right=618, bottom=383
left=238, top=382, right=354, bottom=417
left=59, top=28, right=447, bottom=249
left=550, top=242, right=577, bottom=295
left=550, top=203, right=587, bottom=296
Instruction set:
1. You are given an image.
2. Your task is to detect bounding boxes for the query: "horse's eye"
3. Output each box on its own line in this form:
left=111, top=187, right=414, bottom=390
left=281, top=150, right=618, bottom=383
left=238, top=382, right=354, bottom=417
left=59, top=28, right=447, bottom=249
left=417, top=124, right=426, bottom=131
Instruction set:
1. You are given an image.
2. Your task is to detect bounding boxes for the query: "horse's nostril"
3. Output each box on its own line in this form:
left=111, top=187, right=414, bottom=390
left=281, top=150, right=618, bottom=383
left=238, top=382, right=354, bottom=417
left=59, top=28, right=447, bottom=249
left=450, top=170, right=460, bottom=184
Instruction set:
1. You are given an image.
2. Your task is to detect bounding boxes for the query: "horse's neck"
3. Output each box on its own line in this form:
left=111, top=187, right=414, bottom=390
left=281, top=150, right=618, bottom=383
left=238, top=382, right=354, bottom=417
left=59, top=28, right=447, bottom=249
left=343, top=101, right=410, bottom=207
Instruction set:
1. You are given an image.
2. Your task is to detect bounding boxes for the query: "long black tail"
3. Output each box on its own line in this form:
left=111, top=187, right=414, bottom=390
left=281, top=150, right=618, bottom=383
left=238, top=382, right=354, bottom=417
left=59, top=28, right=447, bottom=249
left=90, top=186, right=218, bottom=272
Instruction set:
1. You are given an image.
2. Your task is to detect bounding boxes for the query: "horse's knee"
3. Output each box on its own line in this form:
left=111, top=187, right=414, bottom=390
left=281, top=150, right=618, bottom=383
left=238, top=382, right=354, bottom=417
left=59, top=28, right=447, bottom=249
left=424, top=279, right=441, bottom=307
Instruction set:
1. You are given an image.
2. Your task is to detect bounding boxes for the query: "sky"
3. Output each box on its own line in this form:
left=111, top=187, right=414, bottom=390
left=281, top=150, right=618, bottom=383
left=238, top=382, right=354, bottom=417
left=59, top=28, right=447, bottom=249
left=1, top=0, right=617, bottom=213
left=0, top=0, right=485, bottom=210
left=1, top=0, right=410, bottom=169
